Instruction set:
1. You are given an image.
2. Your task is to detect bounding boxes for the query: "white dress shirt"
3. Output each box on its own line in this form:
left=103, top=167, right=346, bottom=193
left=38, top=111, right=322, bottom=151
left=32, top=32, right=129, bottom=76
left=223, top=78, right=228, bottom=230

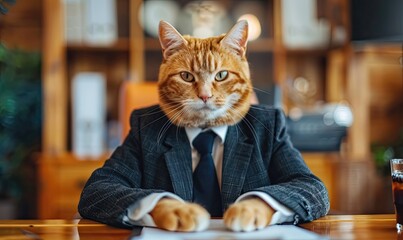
left=124, top=126, right=294, bottom=226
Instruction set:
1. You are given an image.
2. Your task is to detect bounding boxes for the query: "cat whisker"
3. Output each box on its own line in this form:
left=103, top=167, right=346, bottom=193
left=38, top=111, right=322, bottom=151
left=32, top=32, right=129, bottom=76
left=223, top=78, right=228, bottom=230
left=139, top=107, right=165, bottom=117
left=139, top=104, right=183, bottom=133
left=156, top=104, right=182, bottom=126
left=157, top=121, right=172, bottom=144
left=227, top=106, right=262, bottom=154
left=137, top=100, right=184, bottom=117
left=252, top=87, right=274, bottom=97
left=245, top=112, right=274, bottom=136
left=247, top=107, right=282, bottom=136
left=240, top=117, right=262, bottom=155
left=156, top=107, right=187, bottom=144
left=162, top=108, right=188, bottom=142
left=249, top=105, right=276, bottom=112
left=174, top=112, right=187, bottom=143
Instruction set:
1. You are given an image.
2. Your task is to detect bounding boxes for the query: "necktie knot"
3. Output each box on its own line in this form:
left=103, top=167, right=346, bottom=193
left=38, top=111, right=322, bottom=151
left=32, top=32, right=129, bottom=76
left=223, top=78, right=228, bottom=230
left=192, top=131, right=216, bottom=155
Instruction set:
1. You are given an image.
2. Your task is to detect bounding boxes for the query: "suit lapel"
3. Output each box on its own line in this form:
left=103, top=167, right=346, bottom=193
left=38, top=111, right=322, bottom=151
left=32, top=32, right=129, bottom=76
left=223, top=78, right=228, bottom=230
left=221, top=124, right=254, bottom=209
left=163, top=127, right=193, bottom=201
left=159, top=120, right=254, bottom=207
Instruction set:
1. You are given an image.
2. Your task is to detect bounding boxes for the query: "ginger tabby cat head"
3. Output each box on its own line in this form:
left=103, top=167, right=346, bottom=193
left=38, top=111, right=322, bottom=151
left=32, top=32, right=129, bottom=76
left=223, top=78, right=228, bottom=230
left=158, top=20, right=252, bottom=128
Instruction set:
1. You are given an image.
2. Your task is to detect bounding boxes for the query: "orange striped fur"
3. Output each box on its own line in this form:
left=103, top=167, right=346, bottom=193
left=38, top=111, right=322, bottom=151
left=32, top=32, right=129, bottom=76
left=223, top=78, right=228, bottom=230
left=158, top=20, right=252, bottom=128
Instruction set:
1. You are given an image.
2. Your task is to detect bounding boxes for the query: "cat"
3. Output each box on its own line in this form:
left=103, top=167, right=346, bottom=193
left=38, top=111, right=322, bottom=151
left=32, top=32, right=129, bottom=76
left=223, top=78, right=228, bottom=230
left=77, top=19, right=329, bottom=232
left=150, top=20, right=274, bottom=232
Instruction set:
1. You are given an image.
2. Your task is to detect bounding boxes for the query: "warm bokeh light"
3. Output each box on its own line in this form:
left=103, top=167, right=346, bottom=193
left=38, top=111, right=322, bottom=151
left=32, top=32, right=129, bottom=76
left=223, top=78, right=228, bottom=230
left=238, top=14, right=261, bottom=41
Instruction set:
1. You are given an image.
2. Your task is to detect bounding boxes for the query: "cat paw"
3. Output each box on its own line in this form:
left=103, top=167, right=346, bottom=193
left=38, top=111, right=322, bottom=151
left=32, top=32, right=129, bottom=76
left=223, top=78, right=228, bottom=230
left=223, top=198, right=274, bottom=232
left=150, top=198, right=210, bottom=232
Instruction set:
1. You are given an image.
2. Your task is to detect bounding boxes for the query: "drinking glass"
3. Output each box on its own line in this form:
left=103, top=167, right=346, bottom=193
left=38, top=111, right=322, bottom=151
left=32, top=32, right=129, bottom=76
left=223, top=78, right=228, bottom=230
left=391, top=159, right=403, bottom=232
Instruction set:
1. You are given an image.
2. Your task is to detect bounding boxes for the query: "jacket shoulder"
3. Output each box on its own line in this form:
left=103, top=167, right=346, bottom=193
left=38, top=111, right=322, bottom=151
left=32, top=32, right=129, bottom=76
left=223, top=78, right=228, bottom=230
left=247, top=104, right=283, bottom=118
left=129, top=104, right=163, bottom=122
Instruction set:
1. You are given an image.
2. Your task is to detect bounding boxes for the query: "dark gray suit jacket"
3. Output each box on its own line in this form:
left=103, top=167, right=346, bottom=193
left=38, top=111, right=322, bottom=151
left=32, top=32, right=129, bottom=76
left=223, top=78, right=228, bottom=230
left=78, top=104, right=329, bottom=228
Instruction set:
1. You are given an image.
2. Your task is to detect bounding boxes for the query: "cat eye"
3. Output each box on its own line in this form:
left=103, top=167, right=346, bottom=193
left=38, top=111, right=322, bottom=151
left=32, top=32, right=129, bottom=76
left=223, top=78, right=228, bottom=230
left=180, top=72, right=194, bottom=82
left=215, top=71, right=228, bottom=81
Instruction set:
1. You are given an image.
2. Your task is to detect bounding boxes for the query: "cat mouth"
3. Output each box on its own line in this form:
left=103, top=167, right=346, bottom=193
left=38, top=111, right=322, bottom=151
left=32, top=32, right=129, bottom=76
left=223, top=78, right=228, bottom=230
left=196, top=104, right=219, bottom=112
left=188, top=100, right=229, bottom=116
left=201, top=105, right=213, bottom=110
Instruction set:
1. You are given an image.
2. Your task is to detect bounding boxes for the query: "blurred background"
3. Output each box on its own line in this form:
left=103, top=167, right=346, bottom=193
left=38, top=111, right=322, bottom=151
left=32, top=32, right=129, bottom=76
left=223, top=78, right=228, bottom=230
left=0, top=0, right=402, bottom=219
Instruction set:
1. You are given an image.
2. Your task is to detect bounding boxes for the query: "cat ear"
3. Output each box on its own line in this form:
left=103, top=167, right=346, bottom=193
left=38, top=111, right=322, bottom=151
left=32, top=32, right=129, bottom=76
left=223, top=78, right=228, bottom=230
left=221, top=20, right=248, bottom=56
left=158, top=20, right=187, bottom=59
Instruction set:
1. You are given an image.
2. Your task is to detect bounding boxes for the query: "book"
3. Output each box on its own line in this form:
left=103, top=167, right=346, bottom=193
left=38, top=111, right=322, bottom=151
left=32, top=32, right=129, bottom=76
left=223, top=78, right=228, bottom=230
left=64, top=0, right=83, bottom=43
left=82, top=0, right=118, bottom=45
left=72, top=72, right=106, bottom=159
left=63, top=0, right=118, bottom=45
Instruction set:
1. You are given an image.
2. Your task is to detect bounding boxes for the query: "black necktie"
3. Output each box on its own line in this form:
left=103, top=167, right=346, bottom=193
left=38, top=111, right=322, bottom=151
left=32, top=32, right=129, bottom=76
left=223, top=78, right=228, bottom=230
left=192, top=130, right=222, bottom=217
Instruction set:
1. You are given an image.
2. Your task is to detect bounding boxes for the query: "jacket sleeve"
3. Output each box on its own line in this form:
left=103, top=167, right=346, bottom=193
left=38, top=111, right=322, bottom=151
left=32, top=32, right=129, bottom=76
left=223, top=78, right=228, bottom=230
left=254, top=108, right=330, bottom=224
left=78, top=109, right=164, bottom=228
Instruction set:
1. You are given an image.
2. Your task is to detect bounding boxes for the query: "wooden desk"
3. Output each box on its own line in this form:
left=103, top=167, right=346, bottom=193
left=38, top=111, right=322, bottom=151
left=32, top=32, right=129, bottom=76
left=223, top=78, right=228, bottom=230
left=300, top=214, right=398, bottom=239
left=0, top=219, right=131, bottom=240
left=0, top=215, right=399, bottom=239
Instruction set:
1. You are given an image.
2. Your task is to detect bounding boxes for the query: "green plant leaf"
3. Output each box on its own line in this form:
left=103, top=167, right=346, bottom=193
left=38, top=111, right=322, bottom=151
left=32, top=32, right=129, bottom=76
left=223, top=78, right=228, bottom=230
left=0, top=42, right=41, bottom=199
left=0, top=0, right=16, bottom=15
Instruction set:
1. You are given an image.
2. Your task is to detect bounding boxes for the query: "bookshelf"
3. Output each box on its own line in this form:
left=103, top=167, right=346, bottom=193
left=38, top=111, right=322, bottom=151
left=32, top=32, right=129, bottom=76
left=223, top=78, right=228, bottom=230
left=39, top=0, right=353, bottom=218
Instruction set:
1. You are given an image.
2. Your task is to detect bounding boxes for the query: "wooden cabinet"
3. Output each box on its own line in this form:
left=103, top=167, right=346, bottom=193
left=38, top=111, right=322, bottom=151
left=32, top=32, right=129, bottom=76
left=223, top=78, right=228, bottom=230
left=39, top=0, right=143, bottom=218
left=347, top=44, right=403, bottom=160
left=37, top=154, right=106, bottom=219
left=39, top=0, right=352, bottom=218
left=303, top=153, right=339, bottom=211
left=42, top=0, right=141, bottom=155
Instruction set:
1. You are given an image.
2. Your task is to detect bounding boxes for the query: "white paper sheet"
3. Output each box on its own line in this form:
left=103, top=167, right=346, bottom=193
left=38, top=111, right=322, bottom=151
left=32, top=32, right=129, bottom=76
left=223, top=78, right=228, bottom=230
left=133, top=219, right=327, bottom=240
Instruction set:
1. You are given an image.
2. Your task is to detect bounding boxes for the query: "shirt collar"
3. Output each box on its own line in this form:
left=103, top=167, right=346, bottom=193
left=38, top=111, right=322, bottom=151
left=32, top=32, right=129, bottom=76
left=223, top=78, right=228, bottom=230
left=185, top=125, right=228, bottom=148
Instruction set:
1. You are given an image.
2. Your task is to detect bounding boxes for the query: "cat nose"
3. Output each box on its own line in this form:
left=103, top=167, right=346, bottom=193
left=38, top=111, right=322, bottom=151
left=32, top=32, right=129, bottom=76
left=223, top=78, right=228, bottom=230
left=199, top=95, right=211, bottom=103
